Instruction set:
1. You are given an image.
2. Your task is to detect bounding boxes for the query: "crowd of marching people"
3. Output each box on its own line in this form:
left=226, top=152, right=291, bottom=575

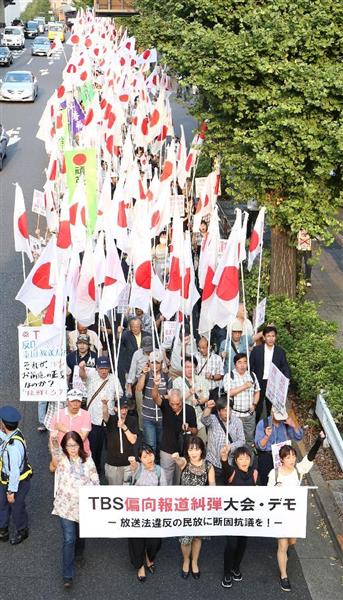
left=1, top=7, right=323, bottom=596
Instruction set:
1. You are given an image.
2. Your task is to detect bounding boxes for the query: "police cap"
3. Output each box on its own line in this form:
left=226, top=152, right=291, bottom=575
left=0, top=405, right=22, bottom=424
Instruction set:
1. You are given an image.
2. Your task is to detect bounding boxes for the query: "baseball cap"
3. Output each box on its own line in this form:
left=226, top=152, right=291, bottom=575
left=77, top=334, right=90, bottom=345
left=142, top=336, right=153, bottom=353
left=271, top=406, right=288, bottom=421
left=67, top=389, right=83, bottom=402
left=96, top=356, right=111, bottom=369
left=231, top=319, right=243, bottom=332
left=149, top=350, right=163, bottom=363
left=0, top=406, right=21, bottom=424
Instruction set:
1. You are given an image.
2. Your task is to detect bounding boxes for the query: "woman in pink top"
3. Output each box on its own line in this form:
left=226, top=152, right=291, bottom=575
left=49, top=389, right=92, bottom=455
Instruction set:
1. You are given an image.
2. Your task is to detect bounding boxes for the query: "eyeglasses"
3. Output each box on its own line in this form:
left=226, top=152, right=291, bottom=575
left=66, top=444, right=79, bottom=449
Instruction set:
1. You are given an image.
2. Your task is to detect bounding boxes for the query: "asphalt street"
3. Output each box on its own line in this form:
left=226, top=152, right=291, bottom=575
left=0, top=37, right=342, bottom=600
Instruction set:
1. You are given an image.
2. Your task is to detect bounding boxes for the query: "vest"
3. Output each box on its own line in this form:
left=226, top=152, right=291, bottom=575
left=0, top=430, right=33, bottom=485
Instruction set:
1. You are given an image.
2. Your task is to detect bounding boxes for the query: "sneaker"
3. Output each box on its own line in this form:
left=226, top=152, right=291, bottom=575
left=221, top=576, right=232, bottom=588
left=280, top=577, right=291, bottom=592
left=37, top=424, right=47, bottom=432
left=306, top=282, right=312, bottom=287
left=231, top=569, right=242, bottom=581
left=63, top=579, right=73, bottom=589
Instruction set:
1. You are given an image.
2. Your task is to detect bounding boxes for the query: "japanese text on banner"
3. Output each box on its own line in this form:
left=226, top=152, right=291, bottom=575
left=18, top=325, right=67, bottom=402
left=79, top=486, right=308, bottom=539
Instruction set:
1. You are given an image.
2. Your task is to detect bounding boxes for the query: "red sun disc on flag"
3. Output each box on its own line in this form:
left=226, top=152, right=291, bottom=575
left=149, top=109, right=160, bottom=128
left=18, top=213, right=29, bottom=239
left=151, top=210, right=160, bottom=228
left=73, top=153, right=87, bottom=166
left=43, top=295, right=56, bottom=324
left=142, top=49, right=151, bottom=60
left=141, top=117, right=149, bottom=136
left=81, top=207, right=86, bottom=227
left=249, top=230, right=259, bottom=252
left=135, top=261, right=152, bottom=289
left=120, top=57, right=125, bottom=66
left=106, top=135, right=114, bottom=154
left=119, top=94, right=129, bottom=103
left=71, top=34, right=80, bottom=44
left=168, top=257, right=182, bottom=291
left=32, top=263, right=53, bottom=290
left=57, top=85, right=65, bottom=99
left=57, top=221, right=71, bottom=249
left=80, top=71, right=88, bottom=82
left=88, top=278, right=95, bottom=301
left=195, top=199, right=202, bottom=214
left=108, top=112, right=116, bottom=129
left=84, top=108, right=94, bottom=126
left=94, top=48, right=99, bottom=56
left=117, top=201, right=127, bottom=228
left=78, top=58, right=84, bottom=66
left=85, top=38, right=92, bottom=48
left=56, top=114, right=63, bottom=129
left=201, top=267, right=215, bottom=301
left=160, top=160, right=173, bottom=182
left=104, top=276, right=117, bottom=286
left=216, top=266, right=239, bottom=301
left=183, top=268, right=191, bottom=299
left=69, top=203, right=78, bottom=226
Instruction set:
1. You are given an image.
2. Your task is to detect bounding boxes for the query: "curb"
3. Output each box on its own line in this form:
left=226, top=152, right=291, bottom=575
left=297, top=437, right=343, bottom=564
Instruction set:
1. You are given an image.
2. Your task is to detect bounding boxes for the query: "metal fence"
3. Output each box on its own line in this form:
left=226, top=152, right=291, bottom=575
left=316, top=393, right=343, bottom=471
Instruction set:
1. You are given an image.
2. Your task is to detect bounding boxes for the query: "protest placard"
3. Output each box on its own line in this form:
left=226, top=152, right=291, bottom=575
left=29, top=236, right=42, bottom=261
left=195, top=177, right=206, bottom=198
left=218, top=239, right=228, bottom=256
left=18, top=325, right=67, bottom=402
left=32, top=189, right=46, bottom=217
left=117, top=284, right=131, bottom=314
left=162, top=321, right=177, bottom=345
left=170, top=194, right=185, bottom=217
left=79, top=485, right=308, bottom=539
left=266, top=363, right=289, bottom=413
left=253, top=298, right=267, bottom=330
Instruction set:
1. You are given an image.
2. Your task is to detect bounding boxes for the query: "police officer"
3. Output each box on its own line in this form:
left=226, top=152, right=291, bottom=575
left=0, top=406, right=32, bottom=544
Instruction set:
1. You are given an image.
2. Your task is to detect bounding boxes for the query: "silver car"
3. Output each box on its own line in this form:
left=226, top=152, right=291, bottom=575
left=0, top=70, right=38, bottom=102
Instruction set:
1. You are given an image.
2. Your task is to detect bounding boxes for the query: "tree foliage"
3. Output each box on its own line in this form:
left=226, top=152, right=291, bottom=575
left=20, top=0, right=52, bottom=22
left=131, top=1, right=343, bottom=247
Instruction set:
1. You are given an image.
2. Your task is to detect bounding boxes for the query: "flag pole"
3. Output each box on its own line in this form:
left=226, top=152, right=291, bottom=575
left=150, top=295, right=159, bottom=423
left=254, top=242, right=264, bottom=335
left=226, top=321, right=233, bottom=445
left=101, top=313, right=123, bottom=453
left=21, top=252, right=28, bottom=320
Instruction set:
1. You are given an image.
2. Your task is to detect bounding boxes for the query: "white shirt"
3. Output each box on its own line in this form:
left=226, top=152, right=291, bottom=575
left=68, top=329, right=103, bottom=354
left=263, top=345, right=274, bottom=380
left=85, top=371, right=122, bottom=425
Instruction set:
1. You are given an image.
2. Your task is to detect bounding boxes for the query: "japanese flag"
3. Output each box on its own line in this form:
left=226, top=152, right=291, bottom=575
left=74, top=240, right=97, bottom=326
left=16, top=237, right=57, bottom=315
left=211, top=224, right=240, bottom=329
left=247, top=207, right=266, bottom=271
left=100, top=232, right=126, bottom=314
left=13, top=183, right=33, bottom=262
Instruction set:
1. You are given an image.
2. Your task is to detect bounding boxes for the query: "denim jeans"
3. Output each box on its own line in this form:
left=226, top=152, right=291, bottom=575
left=60, top=518, right=85, bottom=580
left=37, top=401, right=47, bottom=425
left=143, top=419, right=163, bottom=460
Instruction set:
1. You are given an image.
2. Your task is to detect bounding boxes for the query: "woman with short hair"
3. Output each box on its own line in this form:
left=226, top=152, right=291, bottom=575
left=267, top=432, right=325, bottom=592
left=172, top=436, right=215, bottom=580
left=50, top=430, right=99, bottom=589
left=127, top=444, right=167, bottom=582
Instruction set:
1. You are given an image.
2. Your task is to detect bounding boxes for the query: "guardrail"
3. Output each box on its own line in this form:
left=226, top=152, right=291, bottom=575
left=316, top=393, right=343, bottom=471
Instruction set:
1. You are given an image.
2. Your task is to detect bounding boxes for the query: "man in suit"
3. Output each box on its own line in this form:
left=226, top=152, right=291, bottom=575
left=250, top=325, right=290, bottom=422
left=117, top=317, right=149, bottom=389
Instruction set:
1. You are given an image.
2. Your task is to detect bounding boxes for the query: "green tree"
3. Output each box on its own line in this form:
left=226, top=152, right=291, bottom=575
left=21, top=0, right=52, bottom=22
left=131, top=0, right=343, bottom=297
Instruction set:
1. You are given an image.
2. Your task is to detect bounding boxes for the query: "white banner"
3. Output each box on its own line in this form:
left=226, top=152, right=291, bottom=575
left=18, top=325, right=67, bottom=402
left=253, top=297, right=267, bottom=330
left=170, top=194, right=185, bottom=217
left=79, top=485, right=308, bottom=539
left=116, top=284, right=131, bottom=314
left=266, top=363, right=289, bottom=412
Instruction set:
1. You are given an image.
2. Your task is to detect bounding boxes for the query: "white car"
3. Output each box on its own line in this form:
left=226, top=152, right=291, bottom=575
left=0, top=71, right=38, bottom=102
left=1, top=27, right=25, bottom=50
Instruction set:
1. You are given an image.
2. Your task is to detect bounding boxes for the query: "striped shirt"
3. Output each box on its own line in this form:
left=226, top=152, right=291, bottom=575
left=196, top=351, right=224, bottom=391
left=201, top=412, right=245, bottom=468
left=142, top=371, right=172, bottom=422
left=223, top=369, right=260, bottom=416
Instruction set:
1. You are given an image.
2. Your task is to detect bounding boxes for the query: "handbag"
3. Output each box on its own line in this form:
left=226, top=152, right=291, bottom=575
left=85, top=379, right=108, bottom=411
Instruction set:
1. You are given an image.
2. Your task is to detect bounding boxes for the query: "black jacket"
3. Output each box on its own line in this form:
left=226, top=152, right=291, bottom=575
left=249, top=344, right=290, bottom=385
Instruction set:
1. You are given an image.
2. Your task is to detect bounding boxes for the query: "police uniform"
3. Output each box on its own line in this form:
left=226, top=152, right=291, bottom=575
left=0, top=406, right=32, bottom=544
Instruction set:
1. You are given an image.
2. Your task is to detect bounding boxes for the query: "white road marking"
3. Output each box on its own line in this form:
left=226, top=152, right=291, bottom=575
left=27, top=58, right=33, bottom=65
left=6, top=127, right=21, bottom=147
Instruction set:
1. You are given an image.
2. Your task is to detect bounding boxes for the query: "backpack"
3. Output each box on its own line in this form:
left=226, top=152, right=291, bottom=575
left=130, top=464, right=162, bottom=486
left=274, top=466, right=302, bottom=486
left=228, top=469, right=258, bottom=485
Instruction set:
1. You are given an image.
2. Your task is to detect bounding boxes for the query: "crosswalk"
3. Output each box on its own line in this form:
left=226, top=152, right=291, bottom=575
left=6, top=126, right=21, bottom=147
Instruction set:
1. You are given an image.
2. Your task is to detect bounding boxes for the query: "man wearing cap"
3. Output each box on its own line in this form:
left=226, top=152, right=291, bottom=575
left=136, top=350, right=172, bottom=458
left=126, top=336, right=154, bottom=429
left=219, top=319, right=252, bottom=374
left=68, top=321, right=103, bottom=354
left=102, top=398, right=138, bottom=485
left=66, top=334, right=97, bottom=384
left=79, top=356, right=123, bottom=473
left=48, top=389, right=92, bottom=455
left=0, top=406, right=32, bottom=545
left=255, top=407, right=304, bottom=485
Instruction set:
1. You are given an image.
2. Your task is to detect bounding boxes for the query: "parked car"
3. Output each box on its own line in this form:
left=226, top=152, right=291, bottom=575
left=1, top=27, right=25, bottom=50
left=31, top=36, right=51, bottom=56
left=0, top=123, right=9, bottom=171
left=0, top=47, right=13, bottom=66
left=24, top=21, right=39, bottom=39
left=0, top=71, right=38, bottom=102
